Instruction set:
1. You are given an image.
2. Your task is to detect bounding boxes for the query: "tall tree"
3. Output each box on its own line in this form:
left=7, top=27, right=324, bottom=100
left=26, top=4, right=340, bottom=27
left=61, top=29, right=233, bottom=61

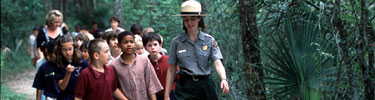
left=93, top=0, right=97, bottom=10
left=88, top=0, right=95, bottom=21
left=113, top=0, right=124, bottom=28
left=62, top=0, right=67, bottom=20
left=73, top=0, right=81, bottom=15
left=333, top=0, right=355, bottom=99
left=365, top=11, right=375, bottom=100
left=238, top=0, right=266, bottom=99
left=360, top=0, right=375, bottom=99
left=52, top=0, right=58, bottom=10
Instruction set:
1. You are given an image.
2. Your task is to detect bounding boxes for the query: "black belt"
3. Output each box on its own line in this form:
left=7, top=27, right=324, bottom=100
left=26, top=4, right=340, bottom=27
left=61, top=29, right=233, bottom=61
left=179, top=74, right=209, bottom=81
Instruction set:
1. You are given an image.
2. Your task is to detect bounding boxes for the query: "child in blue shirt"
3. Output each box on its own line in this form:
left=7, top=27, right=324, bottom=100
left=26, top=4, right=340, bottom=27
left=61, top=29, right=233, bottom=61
left=54, top=34, right=89, bottom=100
left=33, top=40, right=60, bottom=100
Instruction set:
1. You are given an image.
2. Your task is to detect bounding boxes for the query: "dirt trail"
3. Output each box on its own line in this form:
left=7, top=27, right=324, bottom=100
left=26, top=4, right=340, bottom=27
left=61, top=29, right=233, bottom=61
left=5, top=68, right=36, bottom=100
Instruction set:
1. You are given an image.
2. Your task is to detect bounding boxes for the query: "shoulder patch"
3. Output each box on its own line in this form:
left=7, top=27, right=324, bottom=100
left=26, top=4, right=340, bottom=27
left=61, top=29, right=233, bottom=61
left=203, top=33, right=214, bottom=38
left=213, top=39, right=218, bottom=47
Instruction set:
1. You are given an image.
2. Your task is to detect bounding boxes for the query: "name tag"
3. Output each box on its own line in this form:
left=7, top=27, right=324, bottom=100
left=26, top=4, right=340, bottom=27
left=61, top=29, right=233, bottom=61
left=178, top=49, right=186, bottom=53
left=45, top=72, right=55, bottom=77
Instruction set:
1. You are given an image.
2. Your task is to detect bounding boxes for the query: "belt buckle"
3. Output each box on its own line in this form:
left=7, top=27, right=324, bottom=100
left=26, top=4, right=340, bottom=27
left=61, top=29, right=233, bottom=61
left=192, top=76, right=199, bottom=81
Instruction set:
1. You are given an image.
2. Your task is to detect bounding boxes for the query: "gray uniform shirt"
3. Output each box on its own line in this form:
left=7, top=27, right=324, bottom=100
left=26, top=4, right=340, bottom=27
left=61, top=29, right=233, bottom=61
left=168, top=31, right=223, bottom=75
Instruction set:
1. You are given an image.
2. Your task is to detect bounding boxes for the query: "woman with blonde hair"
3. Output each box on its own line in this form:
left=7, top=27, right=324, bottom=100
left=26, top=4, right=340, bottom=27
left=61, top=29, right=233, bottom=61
left=36, top=10, right=64, bottom=60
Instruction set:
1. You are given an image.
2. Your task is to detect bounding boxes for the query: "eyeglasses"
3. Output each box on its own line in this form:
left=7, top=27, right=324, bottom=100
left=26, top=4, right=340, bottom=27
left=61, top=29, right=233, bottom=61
left=62, top=47, right=73, bottom=53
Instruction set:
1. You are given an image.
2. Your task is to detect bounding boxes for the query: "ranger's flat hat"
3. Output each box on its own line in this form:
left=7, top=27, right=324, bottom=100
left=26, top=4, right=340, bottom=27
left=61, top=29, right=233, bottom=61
left=173, top=0, right=209, bottom=16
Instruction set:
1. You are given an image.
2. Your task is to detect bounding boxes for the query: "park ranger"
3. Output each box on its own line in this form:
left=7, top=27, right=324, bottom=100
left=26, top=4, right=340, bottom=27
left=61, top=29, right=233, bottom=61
left=164, top=0, right=230, bottom=100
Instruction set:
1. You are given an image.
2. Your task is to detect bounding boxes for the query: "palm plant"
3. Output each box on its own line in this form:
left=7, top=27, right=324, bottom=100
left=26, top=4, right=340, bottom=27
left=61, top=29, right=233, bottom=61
left=259, top=15, right=334, bottom=100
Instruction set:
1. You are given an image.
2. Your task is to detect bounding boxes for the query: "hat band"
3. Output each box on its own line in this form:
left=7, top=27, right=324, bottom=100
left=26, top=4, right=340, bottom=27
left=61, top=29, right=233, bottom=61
left=181, top=12, right=201, bottom=15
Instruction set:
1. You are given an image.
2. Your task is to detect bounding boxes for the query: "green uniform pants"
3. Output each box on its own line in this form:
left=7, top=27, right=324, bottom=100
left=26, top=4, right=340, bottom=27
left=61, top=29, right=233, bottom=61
left=175, top=75, right=218, bottom=100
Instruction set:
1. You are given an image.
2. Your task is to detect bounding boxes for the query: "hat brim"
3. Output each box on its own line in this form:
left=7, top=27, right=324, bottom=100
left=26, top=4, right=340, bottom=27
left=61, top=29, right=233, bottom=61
left=172, top=14, right=210, bottom=16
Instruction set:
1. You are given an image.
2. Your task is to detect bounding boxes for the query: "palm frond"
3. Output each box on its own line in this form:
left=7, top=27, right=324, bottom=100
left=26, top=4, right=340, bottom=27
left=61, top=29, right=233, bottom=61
left=259, top=14, right=334, bottom=100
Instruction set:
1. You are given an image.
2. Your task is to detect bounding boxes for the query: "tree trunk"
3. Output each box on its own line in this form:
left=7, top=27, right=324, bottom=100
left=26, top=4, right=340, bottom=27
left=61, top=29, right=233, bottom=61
left=362, top=0, right=375, bottom=99
left=60, top=0, right=63, bottom=12
left=74, top=0, right=81, bottom=15
left=93, top=0, right=97, bottom=10
left=88, top=0, right=95, bottom=21
left=113, top=0, right=125, bottom=28
left=44, top=0, right=53, bottom=11
left=333, top=0, right=355, bottom=99
left=358, top=0, right=371, bottom=99
left=200, top=0, right=209, bottom=34
left=62, top=0, right=67, bottom=20
left=52, top=0, right=58, bottom=10
left=366, top=24, right=375, bottom=100
left=238, top=0, right=266, bottom=99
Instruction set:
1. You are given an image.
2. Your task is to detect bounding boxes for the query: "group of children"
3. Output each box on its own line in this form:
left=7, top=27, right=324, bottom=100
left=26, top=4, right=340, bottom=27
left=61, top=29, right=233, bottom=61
left=32, top=0, right=231, bottom=99
left=32, top=18, right=177, bottom=100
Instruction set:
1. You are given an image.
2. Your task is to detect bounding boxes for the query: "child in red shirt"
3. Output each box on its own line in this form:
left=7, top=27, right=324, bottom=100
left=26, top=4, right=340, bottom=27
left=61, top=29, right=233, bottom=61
left=74, top=39, right=127, bottom=100
left=143, top=32, right=179, bottom=100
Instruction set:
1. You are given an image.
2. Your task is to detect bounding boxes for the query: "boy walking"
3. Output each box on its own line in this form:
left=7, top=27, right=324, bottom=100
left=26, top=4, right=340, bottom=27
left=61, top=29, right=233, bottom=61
left=110, top=31, right=163, bottom=100
left=74, top=39, right=127, bottom=100
left=143, top=32, right=178, bottom=100
left=29, top=27, right=39, bottom=67
left=106, top=31, right=122, bottom=64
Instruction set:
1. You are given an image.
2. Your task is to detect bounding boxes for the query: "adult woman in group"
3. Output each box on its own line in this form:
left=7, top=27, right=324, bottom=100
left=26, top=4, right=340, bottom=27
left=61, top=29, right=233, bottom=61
left=37, top=10, right=64, bottom=59
left=164, top=0, right=230, bottom=100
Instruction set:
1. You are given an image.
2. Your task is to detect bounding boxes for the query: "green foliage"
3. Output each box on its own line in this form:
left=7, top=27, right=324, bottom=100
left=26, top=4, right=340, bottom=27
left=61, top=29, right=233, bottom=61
left=0, top=33, right=33, bottom=100
left=1, top=42, right=33, bottom=79
left=204, top=0, right=244, bottom=100
left=0, top=84, right=27, bottom=100
left=1, top=0, right=45, bottom=49
left=121, top=0, right=181, bottom=50
left=259, top=15, right=334, bottom=99
left=0, top=42, right=32, bottom=99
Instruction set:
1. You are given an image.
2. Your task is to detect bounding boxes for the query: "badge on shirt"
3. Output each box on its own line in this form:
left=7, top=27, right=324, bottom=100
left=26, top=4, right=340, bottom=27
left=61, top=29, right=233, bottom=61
left=45, top=72, right=55, bottom=77
left=202, top=45, right=208, bottom=51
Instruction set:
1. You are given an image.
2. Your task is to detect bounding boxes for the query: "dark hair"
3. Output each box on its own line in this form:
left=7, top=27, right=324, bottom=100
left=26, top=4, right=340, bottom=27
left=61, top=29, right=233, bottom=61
left=183, top=16, right=205, bottom=32
left=55, top=34, right=82, bottom=68
left=88, top=39, right=106, bottom=61
left=142, top=32, right=161, bottom=47
left=130, top=24, right=143, bottom=34
left=91, top=21, right=97, bottom=25
left=109, top=16, right=120, bottom=24
left=41, top=40, right=56, bottom=53
left=41, top=40, right=57, bottom=61
left=74, top=34, right=89, bottom=42
left=117, top=31, right=135, bottom=44
left=106, top=31, right=119, bottom=43
left=80, top=41, right=89, bottom=51
left=81, top=25, right=89, bottom=30
left=46, top=40, right=57, bottom=55
left=62, top=26, right=69, bottom=35
left=75, top=25, right=81, bottom=29
left=93, top=30, right=105, bottom=39
left=33, top=27, right=39, bottom=31
left=39, top=25, right=46, bottom=29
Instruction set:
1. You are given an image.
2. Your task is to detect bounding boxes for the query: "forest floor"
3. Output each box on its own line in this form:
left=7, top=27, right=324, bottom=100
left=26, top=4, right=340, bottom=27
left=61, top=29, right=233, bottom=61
left=4, top=68, right=36, bottom=100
